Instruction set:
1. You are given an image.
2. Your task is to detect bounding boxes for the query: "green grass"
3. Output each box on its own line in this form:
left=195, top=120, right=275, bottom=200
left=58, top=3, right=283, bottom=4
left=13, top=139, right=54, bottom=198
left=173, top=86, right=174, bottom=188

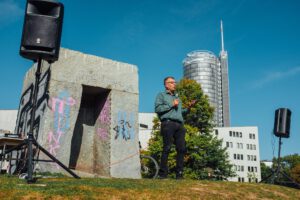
left=0, top=175, right=300, bottom=199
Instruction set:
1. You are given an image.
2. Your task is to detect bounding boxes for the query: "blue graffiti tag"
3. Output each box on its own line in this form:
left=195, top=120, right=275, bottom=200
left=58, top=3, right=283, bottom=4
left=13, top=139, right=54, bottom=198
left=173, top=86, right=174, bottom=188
left=114, top=111, right=135, bottom=140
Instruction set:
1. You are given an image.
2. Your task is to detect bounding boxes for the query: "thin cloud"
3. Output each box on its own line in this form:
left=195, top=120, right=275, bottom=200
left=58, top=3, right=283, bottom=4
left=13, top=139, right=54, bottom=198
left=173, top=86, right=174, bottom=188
left=169, top=0, right=220, bottom=21
left=0, top=0, right=23, bottom=26
left=251, top=66, right=300, bottom=88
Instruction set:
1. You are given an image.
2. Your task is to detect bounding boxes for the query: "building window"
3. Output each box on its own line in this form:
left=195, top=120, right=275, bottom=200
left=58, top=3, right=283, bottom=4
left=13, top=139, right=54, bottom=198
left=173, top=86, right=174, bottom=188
left=226, top=142, right=229, bottom=147
left=215, top=130, right=219, bottom=135
left=229, top=131, right=232, bottom=137
left=240, top=132, right=242, bottom=137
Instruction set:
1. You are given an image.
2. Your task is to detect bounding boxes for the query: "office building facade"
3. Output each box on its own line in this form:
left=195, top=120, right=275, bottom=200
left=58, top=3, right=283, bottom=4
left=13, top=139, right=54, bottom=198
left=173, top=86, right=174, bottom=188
left=213, top=127, right=261, bottom=182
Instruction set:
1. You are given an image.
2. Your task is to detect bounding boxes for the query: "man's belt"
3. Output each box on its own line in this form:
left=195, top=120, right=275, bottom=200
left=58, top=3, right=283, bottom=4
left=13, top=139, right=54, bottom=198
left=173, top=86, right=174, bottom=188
left=161, top=119, right=183, bottom=124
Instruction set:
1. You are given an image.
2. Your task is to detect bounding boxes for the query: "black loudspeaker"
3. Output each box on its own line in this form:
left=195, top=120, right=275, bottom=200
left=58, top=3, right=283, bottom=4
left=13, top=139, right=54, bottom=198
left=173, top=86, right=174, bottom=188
left=20, top=0, right=64, bottom=62
left=274, top=108, right=291, bottom=138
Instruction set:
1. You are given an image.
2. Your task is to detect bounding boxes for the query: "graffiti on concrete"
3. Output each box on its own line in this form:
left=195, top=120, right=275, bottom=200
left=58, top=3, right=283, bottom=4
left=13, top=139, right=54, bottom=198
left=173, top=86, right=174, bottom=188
left=97, top=127, right=108, bottom=140
left=97, top=98, right=110, bottom=140
left=113, top=111, right=135, bottom=141
left=48, top=91, right=76, bottom=156
left=15, top=68, right=51, bottom=138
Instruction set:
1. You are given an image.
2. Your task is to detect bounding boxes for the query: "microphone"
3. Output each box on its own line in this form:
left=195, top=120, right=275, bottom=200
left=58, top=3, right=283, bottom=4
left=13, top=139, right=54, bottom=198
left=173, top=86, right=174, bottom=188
left=174, top=93, right=179, bottom=109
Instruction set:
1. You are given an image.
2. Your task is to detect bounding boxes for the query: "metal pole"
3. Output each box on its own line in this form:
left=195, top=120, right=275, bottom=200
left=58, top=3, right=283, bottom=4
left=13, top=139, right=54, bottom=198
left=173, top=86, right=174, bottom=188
left=26, top=58, right=42, bottom=183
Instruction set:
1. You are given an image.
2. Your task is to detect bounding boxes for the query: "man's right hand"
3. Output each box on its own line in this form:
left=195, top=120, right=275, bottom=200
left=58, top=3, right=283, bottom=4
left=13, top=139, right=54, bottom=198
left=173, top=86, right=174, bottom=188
left=173, top=99, right=179, bottom=107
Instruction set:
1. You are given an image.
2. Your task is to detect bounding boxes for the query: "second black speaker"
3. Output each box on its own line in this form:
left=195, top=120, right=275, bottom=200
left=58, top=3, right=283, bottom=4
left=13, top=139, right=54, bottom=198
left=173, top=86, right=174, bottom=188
left=20, top=0, right=64, bottom=62
left=273, top=108, right=291, bottom=138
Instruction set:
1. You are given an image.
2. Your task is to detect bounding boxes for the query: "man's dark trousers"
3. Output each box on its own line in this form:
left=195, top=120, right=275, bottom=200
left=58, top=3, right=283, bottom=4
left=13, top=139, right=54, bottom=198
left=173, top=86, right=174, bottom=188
left=159, top=120, right=186, bottom=177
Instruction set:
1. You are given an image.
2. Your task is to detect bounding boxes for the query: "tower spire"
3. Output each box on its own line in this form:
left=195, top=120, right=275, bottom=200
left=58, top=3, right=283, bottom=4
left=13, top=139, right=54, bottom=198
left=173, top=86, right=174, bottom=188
left=221, top=20, right=225, bottom=52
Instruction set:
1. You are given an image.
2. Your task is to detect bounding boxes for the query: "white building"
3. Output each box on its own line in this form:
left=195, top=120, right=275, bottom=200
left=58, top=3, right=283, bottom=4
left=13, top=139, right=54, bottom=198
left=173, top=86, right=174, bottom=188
left=0, top=110, right=18, bottom=134
left=138, top=113, right=261, bottom=182
left=213, top=127, right=261, bottom=182
left=138, top=113, right=156, bottom=149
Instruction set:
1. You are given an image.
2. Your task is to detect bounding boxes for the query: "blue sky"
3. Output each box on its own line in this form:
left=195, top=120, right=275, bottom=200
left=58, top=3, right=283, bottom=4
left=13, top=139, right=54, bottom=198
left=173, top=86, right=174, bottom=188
left=0, top=0, right=300, bottom=160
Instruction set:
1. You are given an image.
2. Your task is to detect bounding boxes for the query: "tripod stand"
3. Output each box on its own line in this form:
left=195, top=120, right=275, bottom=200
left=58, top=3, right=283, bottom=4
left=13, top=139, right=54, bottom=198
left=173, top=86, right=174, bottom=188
left=2, top=58, right=80, bottom=183
left=260, top=136, right=299, bottom=189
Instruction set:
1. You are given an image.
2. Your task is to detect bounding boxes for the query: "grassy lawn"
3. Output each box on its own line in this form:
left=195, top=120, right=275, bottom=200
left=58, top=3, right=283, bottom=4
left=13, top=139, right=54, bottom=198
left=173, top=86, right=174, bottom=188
left=0, top=175, right=300, bottom=199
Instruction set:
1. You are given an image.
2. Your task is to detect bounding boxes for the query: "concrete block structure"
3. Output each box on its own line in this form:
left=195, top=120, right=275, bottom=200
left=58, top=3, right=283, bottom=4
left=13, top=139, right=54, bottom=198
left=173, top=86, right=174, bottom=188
left=15, top=48, right=140, bottom=178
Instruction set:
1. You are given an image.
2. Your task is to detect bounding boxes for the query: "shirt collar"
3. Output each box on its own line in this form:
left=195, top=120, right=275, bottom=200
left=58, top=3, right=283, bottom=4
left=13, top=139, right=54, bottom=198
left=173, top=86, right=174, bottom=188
left=165, top=90, right=176, bottom=96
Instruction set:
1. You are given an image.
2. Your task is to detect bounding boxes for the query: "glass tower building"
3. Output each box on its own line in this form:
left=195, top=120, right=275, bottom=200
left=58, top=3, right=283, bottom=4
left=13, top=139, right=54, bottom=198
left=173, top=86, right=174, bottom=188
left=182, top=22, right=230, bottom=127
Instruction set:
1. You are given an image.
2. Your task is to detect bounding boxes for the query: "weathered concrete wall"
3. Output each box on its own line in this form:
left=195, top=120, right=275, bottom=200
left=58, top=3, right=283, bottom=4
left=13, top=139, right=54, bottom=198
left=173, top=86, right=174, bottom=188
left=15, top=48, right=140, bottom=178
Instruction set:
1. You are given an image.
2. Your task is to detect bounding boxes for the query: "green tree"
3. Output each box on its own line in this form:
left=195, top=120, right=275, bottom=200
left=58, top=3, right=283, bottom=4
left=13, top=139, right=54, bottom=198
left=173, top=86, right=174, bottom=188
left=147, top=79, right=234, bottom=179
left=176, top=79, right=214, bottom=133
left=272, top=154, right=300, bottom=182
left=260, top=162, right=273, bottom=180
left=290, top=164, right=300, bottom=184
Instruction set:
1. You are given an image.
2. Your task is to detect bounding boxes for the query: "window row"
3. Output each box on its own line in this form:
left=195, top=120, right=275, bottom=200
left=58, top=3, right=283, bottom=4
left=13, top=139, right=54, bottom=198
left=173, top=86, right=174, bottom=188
left=249, top=133, right=256, bottom=139
left=229, top=131, right=242, bottom=138
left=247, top=155, right=257, bottom=161
left=238, top=177, right=245, bottom=182
left=233, top=154, right=244, bottom=160
left=248, top=166, right=258, bottom=172
left=226, top=141, right=233, bottom=148
left=247, top=144, right=256, bottom=150
left=237, top=143, right=243, bottom=149
left=234, top=165, right=244, bottom=172
left=226, top=142, right=244, bottom=149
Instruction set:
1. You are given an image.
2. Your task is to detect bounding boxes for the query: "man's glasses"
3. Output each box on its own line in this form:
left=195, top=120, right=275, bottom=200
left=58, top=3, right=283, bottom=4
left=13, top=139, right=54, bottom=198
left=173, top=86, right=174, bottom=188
left=166, top=81, right=176, bottom=84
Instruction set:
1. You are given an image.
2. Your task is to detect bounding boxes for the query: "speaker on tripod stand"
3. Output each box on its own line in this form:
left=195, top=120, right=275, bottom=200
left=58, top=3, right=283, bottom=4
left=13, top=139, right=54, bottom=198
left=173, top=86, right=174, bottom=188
left=20, top=0, right=64, bottom=63
left=274, top=108, right=291, bottom=138
left=2, top=0, right=80, bottom=183
left=260, top=108, right=299, bottom=189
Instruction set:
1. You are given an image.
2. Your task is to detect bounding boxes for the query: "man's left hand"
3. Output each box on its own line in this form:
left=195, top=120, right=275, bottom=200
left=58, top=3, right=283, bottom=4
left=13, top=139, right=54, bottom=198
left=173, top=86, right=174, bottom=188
left=187, top=100, right=197, bottom=108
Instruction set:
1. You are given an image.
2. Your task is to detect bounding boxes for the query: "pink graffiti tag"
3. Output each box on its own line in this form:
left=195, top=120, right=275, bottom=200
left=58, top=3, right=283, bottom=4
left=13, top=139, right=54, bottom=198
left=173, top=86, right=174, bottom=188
left=99, top=99, right=110, bottom=124
left=48, top=131, right=62, bottom=155
left=97, top=128, right=108, bottom=140
left=51, top=97, right=76, bottom=114
left=48, top=92, right=76, bottom=157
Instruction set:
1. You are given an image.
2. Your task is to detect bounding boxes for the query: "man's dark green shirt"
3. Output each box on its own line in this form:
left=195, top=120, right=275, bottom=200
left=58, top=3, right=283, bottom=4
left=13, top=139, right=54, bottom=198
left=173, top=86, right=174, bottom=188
left=155, top=91, right=187, bottom=123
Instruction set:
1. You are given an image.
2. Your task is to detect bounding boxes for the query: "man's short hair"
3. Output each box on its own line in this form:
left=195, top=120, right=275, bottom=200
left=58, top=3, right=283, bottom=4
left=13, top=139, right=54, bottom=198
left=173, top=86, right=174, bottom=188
left=164, top=76, right=175, bottom=85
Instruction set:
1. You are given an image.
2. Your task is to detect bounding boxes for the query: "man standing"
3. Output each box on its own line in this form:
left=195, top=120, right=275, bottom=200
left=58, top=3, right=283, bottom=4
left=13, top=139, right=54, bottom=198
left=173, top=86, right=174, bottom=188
left=155, top=76, right=194, bottom=179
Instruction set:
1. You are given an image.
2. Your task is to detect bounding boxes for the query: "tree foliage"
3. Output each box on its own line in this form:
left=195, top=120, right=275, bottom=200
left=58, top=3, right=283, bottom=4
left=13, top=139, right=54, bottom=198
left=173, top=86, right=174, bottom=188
left=176, top=79, right=215, bottom=133
left=147, top=79, right=234, bottom=179
left=272, top=153, right=300, bottom=182
left=290, top=164, right=300, bottom=184
left=260, top=162, right=273, bottom=180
